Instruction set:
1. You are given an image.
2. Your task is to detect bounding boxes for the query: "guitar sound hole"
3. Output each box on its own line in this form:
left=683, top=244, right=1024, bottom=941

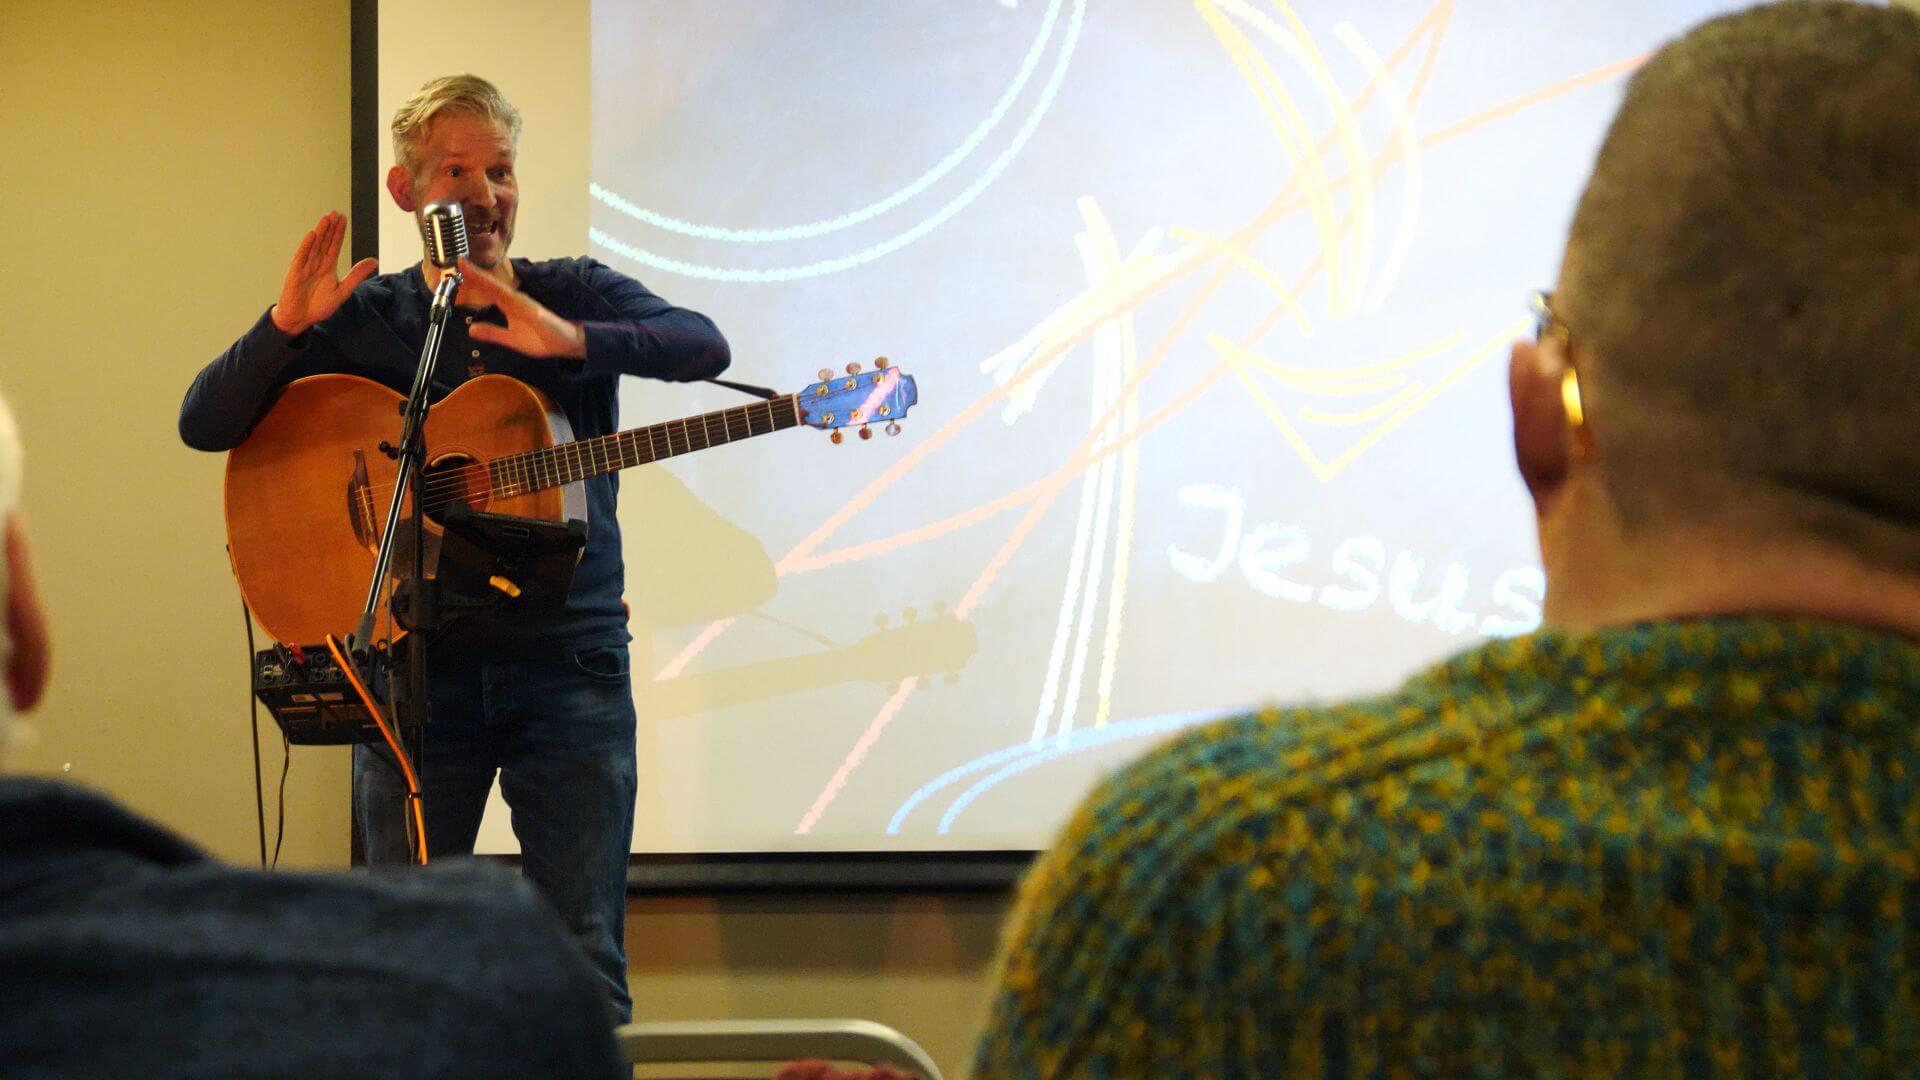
left=422, top=454, right=482, bottom=526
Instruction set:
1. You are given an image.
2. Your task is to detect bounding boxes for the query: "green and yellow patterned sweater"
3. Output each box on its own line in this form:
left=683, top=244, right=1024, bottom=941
left=974, top=617, right=1920, bottom=1078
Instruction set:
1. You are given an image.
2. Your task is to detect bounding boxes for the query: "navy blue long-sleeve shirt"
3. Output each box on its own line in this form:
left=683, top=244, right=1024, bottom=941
left=0, top=777, right=627, bottom=1078
left=182, top=257, right=729, bottom=660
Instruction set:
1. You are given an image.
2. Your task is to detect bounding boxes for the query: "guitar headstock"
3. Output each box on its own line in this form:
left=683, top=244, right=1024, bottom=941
left=797, top=359, right=919, bottom=443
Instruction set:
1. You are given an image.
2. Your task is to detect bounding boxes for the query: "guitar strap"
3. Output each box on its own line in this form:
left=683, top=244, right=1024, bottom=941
left=704, top=377, right=780, bottom=401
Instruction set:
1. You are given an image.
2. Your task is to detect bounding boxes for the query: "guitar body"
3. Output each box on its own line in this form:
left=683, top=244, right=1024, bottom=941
left=223, top=362, right=919, bottom=646
left=225, top=374, right=582, bottom=644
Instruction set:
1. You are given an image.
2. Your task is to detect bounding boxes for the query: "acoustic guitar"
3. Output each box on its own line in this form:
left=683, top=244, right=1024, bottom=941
left=225, top=364, right=918, bottom=644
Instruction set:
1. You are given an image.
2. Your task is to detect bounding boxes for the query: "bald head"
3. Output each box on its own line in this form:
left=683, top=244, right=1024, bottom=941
left=1558, top=1, right=1920, bottom=565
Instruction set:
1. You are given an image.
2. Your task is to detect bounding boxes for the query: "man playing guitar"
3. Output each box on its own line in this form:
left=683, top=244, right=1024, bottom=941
left=180, top=74, right=730, bottom=1021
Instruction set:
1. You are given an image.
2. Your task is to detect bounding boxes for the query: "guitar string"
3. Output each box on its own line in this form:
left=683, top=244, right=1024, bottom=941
left=357, top=399, right=805, bottom=511
left=287, top=380, right=876, bottom=512
left=407, top=402, right=789, bottom=498
left=396, top=408, right=788, bottom=502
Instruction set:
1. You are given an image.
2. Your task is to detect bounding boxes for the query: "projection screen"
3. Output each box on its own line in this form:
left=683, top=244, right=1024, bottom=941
left=375, top=0, right=1753, bottom=857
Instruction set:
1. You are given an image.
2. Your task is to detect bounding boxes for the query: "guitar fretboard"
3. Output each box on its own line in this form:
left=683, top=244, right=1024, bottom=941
left=488, top=394, right=803, bottom=497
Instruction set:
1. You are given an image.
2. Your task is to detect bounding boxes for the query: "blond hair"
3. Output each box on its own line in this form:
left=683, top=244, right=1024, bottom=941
left=390, top=74, right=522, bottom=177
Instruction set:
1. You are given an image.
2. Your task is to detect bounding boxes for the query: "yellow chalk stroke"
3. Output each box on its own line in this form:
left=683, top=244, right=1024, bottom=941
left=1298, top=383, right=1425, bottom=426
left=1268, top=0, right=1378, bottom=316
left=1198, top=0, right=1347, bottom=314
left=1169, top=225, right=1315, bottom=335
left=1335, top=22, right=1424, bottom=314
left=1315, top=319, right=1527, bottom=478
left=1208, top=326, right=1504, bottom=482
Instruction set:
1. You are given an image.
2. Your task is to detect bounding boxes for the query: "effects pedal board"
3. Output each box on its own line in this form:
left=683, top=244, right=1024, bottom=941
left=252, top=644, right=382, bottom=746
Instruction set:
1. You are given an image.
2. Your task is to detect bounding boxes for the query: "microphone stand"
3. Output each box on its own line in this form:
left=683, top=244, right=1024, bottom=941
left=348, top=262, right=461, bottom=864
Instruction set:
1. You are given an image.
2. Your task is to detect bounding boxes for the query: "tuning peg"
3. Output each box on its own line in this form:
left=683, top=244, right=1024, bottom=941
left=858, top=425, right=873, bottom=440
left=875, top=357, right=890, bottom=370
left=817, top=368, right=831, bottom=381
left=885, top=420, right=901, bottom=437
left=846, top=362, right=862, bottom=375
left=830, top=430, right=844, bottom=445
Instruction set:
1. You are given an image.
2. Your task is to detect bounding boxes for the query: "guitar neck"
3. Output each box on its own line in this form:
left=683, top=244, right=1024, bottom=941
left=491, top=394, right=804, bottom=496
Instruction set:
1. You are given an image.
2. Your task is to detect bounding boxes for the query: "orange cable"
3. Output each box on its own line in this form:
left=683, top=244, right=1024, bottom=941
left=325, top=634, right=428, bottom=864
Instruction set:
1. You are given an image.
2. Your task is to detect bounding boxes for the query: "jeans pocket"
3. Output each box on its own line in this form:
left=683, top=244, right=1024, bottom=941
left=571, top=645, right=632, bottom=685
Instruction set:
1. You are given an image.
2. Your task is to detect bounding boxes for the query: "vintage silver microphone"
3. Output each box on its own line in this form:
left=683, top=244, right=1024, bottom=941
left=357, top=202, right=467, bottom=647
left=420, top=202, right=469, bottom=270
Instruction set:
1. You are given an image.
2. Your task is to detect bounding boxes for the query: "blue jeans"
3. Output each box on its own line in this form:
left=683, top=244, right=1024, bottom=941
left=354, top=645, right=637, bottom=1021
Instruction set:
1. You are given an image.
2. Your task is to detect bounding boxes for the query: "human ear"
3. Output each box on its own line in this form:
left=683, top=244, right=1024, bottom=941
left=386, top=165, right=417, bottom=213
left=6, top=518, right=49, bottom=714
left=1509, top=339, right=1576, bottom=513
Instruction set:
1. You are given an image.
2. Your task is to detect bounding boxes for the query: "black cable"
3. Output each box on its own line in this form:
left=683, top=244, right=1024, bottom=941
left=358, top=642, right=407, bottom=784
left=407, top=453, right=431, bottom=866
left=376, top=641, right=419, bottom=862
left=241, top=595, right=267, bottom=868
left=271, top=732, right=291, bottom=869
left=367, top=638, right=420, bottom=863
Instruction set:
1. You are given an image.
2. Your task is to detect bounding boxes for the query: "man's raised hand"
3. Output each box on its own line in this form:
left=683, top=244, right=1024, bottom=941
left=458, top=259, right=588, bottom=360
left=271, top=212, right=378, bottom=336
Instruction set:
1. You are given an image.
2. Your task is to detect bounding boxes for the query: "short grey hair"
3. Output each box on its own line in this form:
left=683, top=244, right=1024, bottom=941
left=390, top=74, right=522, bottom=177
left=1558, top=1, right=1920, bottom=564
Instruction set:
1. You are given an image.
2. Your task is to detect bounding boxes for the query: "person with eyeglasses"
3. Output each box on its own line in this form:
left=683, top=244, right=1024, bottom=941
left=973, top=3, right=1920, bottom=1075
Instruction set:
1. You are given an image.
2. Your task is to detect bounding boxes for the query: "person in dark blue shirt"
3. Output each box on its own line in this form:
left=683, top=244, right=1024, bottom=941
left=180, top=74, right=730, bottom=1021
left=3, top=385, right=627, bottom=1078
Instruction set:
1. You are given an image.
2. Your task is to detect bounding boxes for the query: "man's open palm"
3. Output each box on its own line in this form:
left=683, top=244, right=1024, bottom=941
left=459, top=259, right=588, bottom=359
left=272, top=211, right=377, bottom=336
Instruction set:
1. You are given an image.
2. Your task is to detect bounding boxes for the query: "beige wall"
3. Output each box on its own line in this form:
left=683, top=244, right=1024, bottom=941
left=628, top=893, right=1008, bottom=1075
left=1, top=0, right=355, bottom=869
left=2, top=3, right=1005, bottom=1075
